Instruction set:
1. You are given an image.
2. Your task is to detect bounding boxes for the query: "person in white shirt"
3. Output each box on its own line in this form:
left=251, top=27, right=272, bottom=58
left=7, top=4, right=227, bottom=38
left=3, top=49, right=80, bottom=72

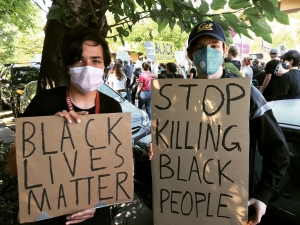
left=107, top=63, right=127, bottom=93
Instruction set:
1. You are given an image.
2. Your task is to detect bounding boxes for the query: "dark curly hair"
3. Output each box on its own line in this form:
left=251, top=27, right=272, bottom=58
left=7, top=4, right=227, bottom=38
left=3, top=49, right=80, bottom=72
left=61, top=26, right=111, bottom=67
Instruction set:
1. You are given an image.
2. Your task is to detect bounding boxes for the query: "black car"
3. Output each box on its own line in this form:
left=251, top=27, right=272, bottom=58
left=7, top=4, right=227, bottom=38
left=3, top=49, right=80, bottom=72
left=133, top=99, right=300, bottom=224
left=18, top=81, right=151, bottom=144
left=0, top=64, right=40, bottom=117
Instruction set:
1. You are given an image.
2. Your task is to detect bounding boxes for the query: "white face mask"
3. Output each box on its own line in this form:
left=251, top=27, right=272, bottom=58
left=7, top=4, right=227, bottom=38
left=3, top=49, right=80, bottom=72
left=69, top=66, right=104, bottom=93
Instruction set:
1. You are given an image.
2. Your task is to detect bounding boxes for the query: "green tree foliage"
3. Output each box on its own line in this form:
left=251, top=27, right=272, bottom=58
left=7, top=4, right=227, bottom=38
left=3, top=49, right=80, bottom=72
left=39, top=0, right=289, bottom=89
left=0, top=0, right=39, bottom=31
left=106, top=18, right=189, bottom=54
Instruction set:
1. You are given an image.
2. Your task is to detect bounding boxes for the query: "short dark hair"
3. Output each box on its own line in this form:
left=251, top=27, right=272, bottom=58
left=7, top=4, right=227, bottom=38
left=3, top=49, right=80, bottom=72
left=142, top=62, right=150, bottom=71
left=166, top=62, right=177, bottom=73
left=61, top=26, right=111, bottom=67
left=287, top=57, right=300, bottom=67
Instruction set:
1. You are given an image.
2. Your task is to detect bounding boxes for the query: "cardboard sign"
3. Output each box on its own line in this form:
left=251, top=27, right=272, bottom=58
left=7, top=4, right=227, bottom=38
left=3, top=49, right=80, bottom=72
left=16, top=113, right=133, bottom=223
left=144, top=41, right=176, bottom=63
left=151, top=79, right=250, bottom=225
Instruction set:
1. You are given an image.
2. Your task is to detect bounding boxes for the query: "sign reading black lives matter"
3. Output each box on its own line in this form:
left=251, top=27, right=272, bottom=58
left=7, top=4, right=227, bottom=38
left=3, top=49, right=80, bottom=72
left=16, top=113, right=133, bottom=223
left=151, top=79, right=250, bottom=225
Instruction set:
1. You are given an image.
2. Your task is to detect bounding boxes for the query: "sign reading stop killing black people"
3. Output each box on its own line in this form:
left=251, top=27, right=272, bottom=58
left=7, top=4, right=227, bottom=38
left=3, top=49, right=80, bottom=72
left=151, top=79, right=250, bottom=225
left=15, top=113, right=133, bottom=223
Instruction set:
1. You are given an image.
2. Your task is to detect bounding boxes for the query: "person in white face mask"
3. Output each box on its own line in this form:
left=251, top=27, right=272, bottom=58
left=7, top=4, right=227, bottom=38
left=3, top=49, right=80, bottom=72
left=6, top=26, right=122, bottom=225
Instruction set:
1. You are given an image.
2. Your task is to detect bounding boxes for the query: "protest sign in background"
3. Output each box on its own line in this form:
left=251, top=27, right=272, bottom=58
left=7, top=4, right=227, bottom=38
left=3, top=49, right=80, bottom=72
left=151, top=79, right=250, bottom=225
left=145, top=41, right=176, bottom=63
left=16, top=113, right=133, bottom=223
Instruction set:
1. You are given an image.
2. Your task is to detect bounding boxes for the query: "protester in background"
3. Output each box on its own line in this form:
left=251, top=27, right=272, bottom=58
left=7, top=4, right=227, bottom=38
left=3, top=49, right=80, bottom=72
left=135, top=56, right=143, bottom=69
left=274, top=50, right=300, bottom=100
left=228, top=45, right=241, bottom=70
left=259, top=48, right=280, bottom=101
left=123, top=60, right=133, bottom=101
left=150, top=20, right=289, bottom=225
left=6, top=26, right=122, bottom=225
left=242, top=57, right=253, bottom=80
left=135, top=62, right=152, bottom=119
left=107, top=63, right=127, bottom=94
left=189, top=64, right=197, bottom=79
left=179, top=63, right=187, bottom=78
left=158, top=62, right=184, bottom=78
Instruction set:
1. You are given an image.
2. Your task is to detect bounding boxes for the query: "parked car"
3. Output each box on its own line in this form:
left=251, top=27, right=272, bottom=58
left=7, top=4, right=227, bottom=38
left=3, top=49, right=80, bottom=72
left=133, top=99, right=300, bottom=224
left=18, top=81, right=151, bottom=144
left=0, top=64, right=40, bottom=116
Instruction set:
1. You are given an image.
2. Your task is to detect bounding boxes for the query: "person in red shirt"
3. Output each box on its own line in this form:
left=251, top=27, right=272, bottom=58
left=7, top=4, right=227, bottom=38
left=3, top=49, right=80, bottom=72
left=135, top=62, right=152, bottom=119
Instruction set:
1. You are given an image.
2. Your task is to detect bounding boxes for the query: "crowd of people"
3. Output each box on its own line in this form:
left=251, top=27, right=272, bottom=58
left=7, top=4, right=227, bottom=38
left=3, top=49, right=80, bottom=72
left=6, top=19, right=296, bottom=225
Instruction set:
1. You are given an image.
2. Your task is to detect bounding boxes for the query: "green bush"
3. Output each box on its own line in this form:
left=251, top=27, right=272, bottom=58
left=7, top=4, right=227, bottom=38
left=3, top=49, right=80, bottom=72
left=0, top=141, right=19, bottom=225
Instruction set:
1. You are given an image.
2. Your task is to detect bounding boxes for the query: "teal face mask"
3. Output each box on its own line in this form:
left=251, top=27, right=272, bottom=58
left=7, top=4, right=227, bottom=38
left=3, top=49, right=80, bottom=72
left=193, top=46, right=224, bottom=76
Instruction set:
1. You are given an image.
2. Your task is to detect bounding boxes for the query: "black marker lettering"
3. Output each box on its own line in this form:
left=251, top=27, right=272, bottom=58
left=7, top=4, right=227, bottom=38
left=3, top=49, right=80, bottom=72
left=63, top=150, right=78, bottom=177
left=90, top=147, right=106, bottom=171
left=98, top=174, right=113, bottom=201
left=57, top=184, right=67, bottom=209
left=22, top=122, right=36, bottom=158
left=24, top=159, right=42, bottom=189
left=185, top=121, right=193, bottom=149
left=195, top=192, right=206, bottom=217
left=181, top=191, right=193, bottom=216
left=226, top=83, right=246, bottom=115
left=205, top=124, right=220, bottom=151
left=49, top=156, right=54, bottom=184
left=203, top=159, right=214, bottom=184
left=116, top=172, right=130, bottom=201
left=217, top=193, right=233, bottom=219
left=202, top=85, right=225, bottom=116
left=155, top=84, right=172, bottom=110
left=160, top=154, right=174, bottom=179
left=170, top=190, right=181, bottom=214
left=160, top=189, right=169, bottom=213
left=176, top=121, right=182, bottom=149
left=70, top=178, right=83, bottom=205
left=28, top=188, right=51, bottom=215
left=188, top=156, right=202, bottom=183
left=41, top=122, right=57, bottom=155
left=206, top=193, right=213, bottom=217
left=178, top=84, right=198, bottom=110
left=177, top=156, right=186, bottom=182
left=60, top=121, right=75, bottom=152
left=218, top=160, right=234, bottom=186
left=108, top=117, right=122, bottom=144
left=114, top=143, right=124, bottom=168
left=222, top=125, right=241, bottom=152
left=156, top=119, right=169, bottom=148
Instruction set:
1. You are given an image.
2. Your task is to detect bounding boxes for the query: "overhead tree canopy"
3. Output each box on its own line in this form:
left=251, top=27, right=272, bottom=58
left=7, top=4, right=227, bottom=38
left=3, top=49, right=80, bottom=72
left=37, top=0, right=289, bottom=91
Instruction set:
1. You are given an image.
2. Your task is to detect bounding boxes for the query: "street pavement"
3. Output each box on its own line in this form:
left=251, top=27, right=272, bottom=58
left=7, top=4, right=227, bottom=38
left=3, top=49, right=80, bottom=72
left=0, top=107, right=153, bottom=225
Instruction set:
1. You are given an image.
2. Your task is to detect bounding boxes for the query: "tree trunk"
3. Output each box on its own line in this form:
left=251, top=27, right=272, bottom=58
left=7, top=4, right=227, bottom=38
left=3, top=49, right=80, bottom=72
left=38, top=19, right=69, bottom=92
left=37, top=0, right=109, bottom=93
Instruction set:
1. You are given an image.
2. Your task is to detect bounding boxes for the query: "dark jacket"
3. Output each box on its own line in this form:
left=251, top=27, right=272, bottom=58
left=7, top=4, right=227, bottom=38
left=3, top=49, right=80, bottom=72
left=222, top=70, right=290, bottom=205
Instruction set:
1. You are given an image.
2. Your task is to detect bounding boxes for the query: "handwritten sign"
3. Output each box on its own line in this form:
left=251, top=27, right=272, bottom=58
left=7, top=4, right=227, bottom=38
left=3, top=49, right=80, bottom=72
left=145, top=41, right=176, bottom=63
left=151, top=79, right=250, bottom=225
left=16, top=113, right=133, bottom=223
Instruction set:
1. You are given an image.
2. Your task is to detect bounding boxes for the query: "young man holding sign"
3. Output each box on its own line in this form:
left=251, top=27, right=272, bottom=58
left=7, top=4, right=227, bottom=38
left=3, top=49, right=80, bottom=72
left=7, top=27, right=122, bottom=224
left=186, top=20, right=290, bottom=225
left=150, top=21, right=289, bottom=225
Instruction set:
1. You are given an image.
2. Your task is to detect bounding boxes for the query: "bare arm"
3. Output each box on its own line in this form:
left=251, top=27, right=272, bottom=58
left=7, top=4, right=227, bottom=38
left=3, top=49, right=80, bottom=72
left=177, top=65, right=184, bottom=75
left=260, top=73, right=271, bottom=93
left=7, top=142, right=17, bottom=176
left=136, top=82, right=143, bottom=96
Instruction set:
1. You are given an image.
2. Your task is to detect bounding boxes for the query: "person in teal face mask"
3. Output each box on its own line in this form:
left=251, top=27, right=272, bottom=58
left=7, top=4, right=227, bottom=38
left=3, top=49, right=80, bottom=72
left=184, top=21, right=289, bottom=225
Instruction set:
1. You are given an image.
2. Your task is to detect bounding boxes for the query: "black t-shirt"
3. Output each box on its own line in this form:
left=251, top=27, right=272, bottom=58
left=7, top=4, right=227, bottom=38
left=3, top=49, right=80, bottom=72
left=189, top=68, right=197, bottom=79
left=158, top=73, right=184, bottom=79
left=264, top=59, right=280, bottom=90
left=22, top=86, right=122, bottom=225
left=231, top=60, right=241, bottom=71
left=275, top=69, right=300, bottom=100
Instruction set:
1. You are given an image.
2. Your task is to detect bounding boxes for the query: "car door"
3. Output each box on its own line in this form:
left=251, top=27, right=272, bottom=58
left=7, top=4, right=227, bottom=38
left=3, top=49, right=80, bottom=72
left=0, top=67, right=12, bottom=104
left=19, top=81, right=37, bottom=114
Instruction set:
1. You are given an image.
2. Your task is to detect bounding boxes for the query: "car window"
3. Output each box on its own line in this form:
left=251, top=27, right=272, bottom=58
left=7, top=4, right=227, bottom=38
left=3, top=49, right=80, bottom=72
left=13, top=67, right=40, bottom=83
left=98, top=84, right=125, bottom=103
left=26, top=82, right=37, bottom=100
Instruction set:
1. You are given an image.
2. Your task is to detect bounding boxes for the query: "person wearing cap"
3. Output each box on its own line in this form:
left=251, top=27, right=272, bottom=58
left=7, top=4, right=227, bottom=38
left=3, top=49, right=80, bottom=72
left=274, top=50, right=300, bottom=100
left=259, top=48, right=280, bottom=101
left=184, top=20, right=289, bottom=225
